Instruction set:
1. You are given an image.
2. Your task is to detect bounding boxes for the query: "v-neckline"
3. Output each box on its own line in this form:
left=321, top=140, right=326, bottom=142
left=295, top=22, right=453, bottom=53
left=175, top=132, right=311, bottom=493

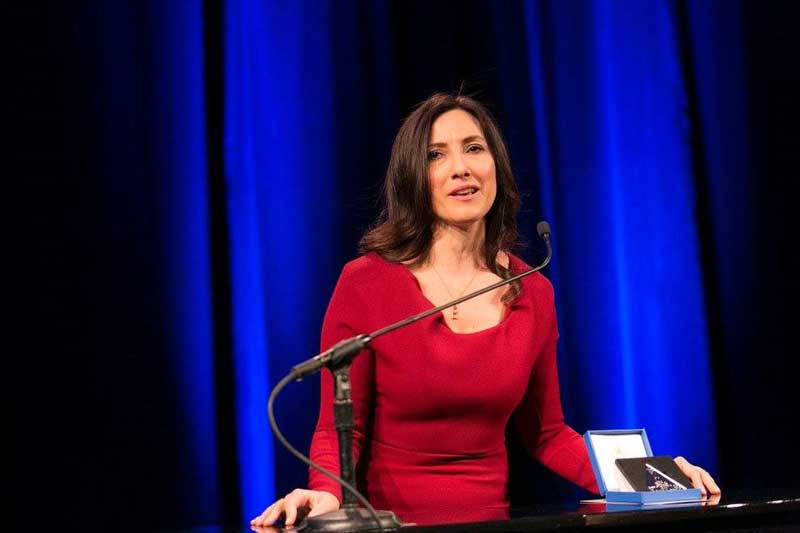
left=392, top=258, right=520, bottom=336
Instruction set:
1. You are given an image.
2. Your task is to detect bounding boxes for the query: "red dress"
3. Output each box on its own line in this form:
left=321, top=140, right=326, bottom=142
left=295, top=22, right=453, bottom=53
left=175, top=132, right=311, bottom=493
left=308, top=252, right=598, bottom=525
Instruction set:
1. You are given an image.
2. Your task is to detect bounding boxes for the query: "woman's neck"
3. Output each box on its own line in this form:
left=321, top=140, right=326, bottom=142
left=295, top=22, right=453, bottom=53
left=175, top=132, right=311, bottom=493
left=428, top=221, right=485, bottom=275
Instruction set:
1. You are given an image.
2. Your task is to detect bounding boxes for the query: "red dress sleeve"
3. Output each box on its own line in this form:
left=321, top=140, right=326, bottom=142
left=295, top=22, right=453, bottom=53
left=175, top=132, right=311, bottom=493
left=513, top=280, right=600, bottom=494
left=307, top=264, right=375, bottom=502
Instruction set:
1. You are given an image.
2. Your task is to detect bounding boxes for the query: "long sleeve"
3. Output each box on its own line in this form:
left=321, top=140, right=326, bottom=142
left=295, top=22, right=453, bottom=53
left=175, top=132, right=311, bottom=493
left=513, top=281, right=599, bottom=494
left=307, top=264, right=375, bottom=502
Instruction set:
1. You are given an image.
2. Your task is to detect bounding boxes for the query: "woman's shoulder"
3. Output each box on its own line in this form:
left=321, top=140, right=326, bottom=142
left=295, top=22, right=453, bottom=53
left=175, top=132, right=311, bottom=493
left=507, top=252, right=555, bottom=302
left=341, top=251, right=394, bottom=274
left=338, top=251, right=408, bottom=287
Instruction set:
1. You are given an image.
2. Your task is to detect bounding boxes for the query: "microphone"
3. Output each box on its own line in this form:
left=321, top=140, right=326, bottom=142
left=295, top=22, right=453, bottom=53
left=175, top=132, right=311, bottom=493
left=290, top=220, right=554, bottom=380
left=537, top=220, right=551, bottom=241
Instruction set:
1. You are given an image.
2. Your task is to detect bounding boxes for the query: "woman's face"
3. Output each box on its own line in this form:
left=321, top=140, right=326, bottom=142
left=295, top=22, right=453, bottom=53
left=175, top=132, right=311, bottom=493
left=427, top=109, right=497, bottom=228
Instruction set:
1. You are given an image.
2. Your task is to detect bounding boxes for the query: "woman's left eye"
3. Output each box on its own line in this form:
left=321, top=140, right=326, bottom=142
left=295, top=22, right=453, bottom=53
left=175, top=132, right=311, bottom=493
left=466, top=144, right=485, bottom=153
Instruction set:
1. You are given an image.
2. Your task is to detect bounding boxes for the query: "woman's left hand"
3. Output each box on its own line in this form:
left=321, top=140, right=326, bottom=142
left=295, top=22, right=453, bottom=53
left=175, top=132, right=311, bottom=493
left=674, top=456, right=721, bottom=497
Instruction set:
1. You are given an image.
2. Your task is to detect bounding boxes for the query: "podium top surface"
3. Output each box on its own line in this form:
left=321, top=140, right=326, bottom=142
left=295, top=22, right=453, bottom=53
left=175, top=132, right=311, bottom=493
left=153, top=490, right=800, bottom=532
left=405, top=489, right=799, bottom=532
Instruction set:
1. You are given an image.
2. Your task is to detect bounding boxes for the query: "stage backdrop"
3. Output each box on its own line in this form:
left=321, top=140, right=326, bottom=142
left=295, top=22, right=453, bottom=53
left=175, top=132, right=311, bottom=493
left=24, top=0, right=798, bottom=528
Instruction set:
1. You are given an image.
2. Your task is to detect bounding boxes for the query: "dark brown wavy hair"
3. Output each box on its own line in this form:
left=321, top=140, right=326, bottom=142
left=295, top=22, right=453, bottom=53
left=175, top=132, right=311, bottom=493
left=360, top=93, right=522, bottom=303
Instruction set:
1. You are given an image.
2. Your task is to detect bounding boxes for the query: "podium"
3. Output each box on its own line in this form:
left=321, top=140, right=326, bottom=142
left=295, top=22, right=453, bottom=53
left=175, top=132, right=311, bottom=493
left=401, top=491, right=800, bottom=532
left=234, top=490, right=800, bottom=532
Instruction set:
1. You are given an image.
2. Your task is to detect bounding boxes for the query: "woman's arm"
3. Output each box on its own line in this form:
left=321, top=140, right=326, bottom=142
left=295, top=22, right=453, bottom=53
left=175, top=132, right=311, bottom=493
left=308, top=262, right=376, bottom=500
left=252, top=263, right=375, bottom=527
left=308, top=322, right=375, bottom=501
left=513, top=281, right=599, bottom=494
left=513, top=280, right=719, bottom=497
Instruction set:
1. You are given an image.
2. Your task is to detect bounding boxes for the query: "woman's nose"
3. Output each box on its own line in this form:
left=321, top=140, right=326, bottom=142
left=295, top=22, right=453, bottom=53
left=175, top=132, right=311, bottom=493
left=450, top=152, right=470, bottom=179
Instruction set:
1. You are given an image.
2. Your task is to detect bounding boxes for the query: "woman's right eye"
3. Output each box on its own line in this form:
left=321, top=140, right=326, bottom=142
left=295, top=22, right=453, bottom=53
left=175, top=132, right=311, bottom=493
left=427, top=150, right=443, bottom=162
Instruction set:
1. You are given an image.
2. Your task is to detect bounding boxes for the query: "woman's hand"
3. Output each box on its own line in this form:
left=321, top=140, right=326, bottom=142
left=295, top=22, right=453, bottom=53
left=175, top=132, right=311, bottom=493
left=674, top=456, right=721, bottom=497
left=250, top=489, right=340, bottom=527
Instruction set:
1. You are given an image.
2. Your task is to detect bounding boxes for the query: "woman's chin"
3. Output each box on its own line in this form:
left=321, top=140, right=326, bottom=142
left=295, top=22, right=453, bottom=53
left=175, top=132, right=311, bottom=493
left=436, top=215, right=487, bottom=230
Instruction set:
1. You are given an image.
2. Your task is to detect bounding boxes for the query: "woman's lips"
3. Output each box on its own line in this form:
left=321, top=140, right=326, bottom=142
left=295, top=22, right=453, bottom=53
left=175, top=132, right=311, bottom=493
left=448, top=187, right=479, bottom=200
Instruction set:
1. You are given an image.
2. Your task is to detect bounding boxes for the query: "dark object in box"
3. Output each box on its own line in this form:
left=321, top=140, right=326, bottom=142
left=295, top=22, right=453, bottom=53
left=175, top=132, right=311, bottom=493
left=615, top=455, right=693, bottom=492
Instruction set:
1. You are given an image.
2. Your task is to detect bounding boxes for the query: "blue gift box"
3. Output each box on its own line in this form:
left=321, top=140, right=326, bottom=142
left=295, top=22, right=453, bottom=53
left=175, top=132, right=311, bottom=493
left=583, top=429, right=703, bottom=504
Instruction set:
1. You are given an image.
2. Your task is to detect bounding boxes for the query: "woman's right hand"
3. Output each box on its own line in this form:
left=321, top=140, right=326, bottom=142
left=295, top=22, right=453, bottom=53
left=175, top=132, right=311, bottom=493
left=250, top=489, right=340, bottom=527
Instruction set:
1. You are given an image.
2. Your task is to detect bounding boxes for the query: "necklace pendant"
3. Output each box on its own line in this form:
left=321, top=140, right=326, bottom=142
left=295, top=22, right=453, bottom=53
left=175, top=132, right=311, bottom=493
left=452, top=304, right=458, bottom=320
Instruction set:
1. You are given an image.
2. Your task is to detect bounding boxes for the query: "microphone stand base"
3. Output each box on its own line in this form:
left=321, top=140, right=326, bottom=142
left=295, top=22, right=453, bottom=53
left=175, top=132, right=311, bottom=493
left=300, top=507, right=402, bottom=532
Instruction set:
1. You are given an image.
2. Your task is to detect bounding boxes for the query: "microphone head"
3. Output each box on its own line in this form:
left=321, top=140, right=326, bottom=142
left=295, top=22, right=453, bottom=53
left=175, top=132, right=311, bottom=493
left=536, top=221, right=551, bottom=240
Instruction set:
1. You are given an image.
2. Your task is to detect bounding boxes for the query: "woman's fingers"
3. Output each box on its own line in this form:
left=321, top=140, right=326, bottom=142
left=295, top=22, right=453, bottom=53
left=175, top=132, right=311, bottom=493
left=250, top=526, right=281, bottom=533
left=283, top=489, right=311, bottom=526
left=699, top=467, right=721, bottom=495
left=251, top=499, right=284, bottom=526
left=283, top=497, right=300, bottom=526
left=675, top=456, right=705, bottom=495
left=674, top=456, right=720, bottom=497
left=306, top=491, right=340, bottom=517
left=251, top=490, right=339, bottom=526
left=250, top=504, right=269, bottom=526
left=676, top=456, right=704, bottom=495
left=266, top=501, right=285, bottom=525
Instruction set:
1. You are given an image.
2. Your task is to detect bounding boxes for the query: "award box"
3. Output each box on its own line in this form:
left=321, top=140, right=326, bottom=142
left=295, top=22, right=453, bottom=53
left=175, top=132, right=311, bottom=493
left=583, top=429, right=703, bottom=504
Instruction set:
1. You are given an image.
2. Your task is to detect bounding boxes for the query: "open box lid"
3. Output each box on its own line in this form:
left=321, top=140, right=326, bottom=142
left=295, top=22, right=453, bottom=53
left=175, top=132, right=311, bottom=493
left=583, top=429, right=653, bottom=496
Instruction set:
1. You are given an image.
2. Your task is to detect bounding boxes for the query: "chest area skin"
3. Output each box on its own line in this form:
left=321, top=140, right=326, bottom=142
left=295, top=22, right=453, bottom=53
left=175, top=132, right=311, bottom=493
left=410, top=268, right=509, bottom=333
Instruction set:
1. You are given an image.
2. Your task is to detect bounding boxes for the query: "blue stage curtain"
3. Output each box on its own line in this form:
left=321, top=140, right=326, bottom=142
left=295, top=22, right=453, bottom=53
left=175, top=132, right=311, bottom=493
left=223, top=0, right=363, bottom=521
left=682, top=0, right=794, bottom=489
left=222, top=0, right=403, bottom=518
left=520, top=0, right=717, bottom=470
left=150, top=5, right=221, bottom=515
left=112, top=0, right=222, bottom=521
left=56, top=0, right=222, bottom=524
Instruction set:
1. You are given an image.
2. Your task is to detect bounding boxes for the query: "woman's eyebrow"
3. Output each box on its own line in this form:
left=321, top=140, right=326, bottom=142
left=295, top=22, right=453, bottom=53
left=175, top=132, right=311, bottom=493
left=428, top=135, right=486, bottom=148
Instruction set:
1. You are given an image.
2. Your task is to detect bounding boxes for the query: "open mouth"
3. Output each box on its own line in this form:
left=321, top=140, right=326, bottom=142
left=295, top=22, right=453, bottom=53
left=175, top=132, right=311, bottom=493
left=449, top=187, right=479, bottom=199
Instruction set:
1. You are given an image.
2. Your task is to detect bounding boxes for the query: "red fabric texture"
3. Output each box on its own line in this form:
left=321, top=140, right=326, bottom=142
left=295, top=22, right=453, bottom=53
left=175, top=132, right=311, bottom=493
left=308, top=252, right=599, bottom=525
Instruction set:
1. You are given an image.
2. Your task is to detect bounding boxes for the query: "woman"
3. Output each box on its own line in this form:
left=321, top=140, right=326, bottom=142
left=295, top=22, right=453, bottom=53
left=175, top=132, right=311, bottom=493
left=252, top=93, right=720, bottom=528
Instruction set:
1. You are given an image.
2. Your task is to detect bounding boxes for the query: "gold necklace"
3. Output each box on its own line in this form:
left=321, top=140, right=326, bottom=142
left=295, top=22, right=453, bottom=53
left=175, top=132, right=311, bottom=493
left=431, top=264, right=479, bottom=321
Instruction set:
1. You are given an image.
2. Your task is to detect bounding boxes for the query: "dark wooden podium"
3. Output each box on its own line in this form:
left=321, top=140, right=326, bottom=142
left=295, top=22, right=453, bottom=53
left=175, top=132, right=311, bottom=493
left=404, top=491, right=800, bottom=532
left=404, top=490, right=800, bottom=533
left=202, top=491, right=800, bottom=532
left=177, top=489, right=800, bottom=533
